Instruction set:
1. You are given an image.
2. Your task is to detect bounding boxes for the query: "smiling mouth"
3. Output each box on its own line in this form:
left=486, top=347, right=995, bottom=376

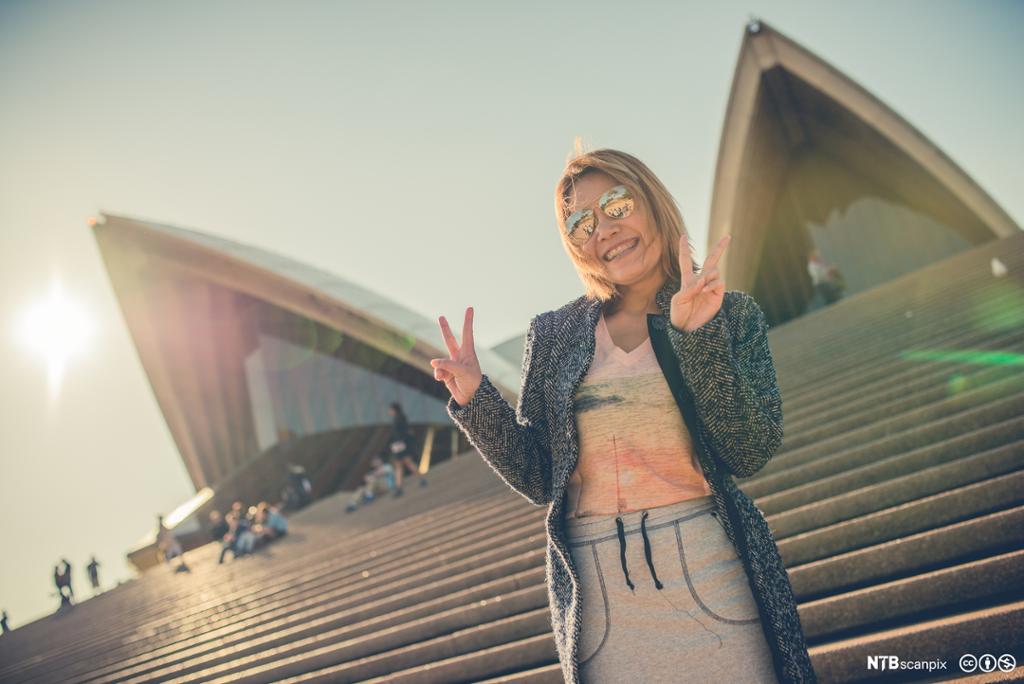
left=605, top=238, right=640, bottom=262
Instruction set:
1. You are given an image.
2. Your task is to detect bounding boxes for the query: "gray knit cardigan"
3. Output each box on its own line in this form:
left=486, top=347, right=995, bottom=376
left=446, top=280, right=817, bottom=683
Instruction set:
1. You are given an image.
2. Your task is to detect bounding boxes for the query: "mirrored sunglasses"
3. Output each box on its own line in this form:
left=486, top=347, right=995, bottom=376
left=564, top=184, right=635, bottom=247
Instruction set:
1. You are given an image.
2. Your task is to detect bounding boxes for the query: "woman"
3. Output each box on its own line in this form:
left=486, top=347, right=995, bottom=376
left=431, top=149, right=816, bottom=683
left=387, top=402, right=428, bottom=493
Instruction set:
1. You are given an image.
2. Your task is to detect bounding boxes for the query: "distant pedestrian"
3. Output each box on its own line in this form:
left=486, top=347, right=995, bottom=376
left=387, top=402, right=427, bottom=495
left=156, top=515, right=190, bottom=573
left=807, top=246, right=845, bottom=309
left=1, top=609, right=10, bottom=634
left=284, top=465, right=313, bottom=510
left=53, top=560, right=73, bottom=609
left=209, top=510, right=235, bottom=564
left=58, top=559, right=74, bottom=600
left=86, top=556, right=101, bottom=594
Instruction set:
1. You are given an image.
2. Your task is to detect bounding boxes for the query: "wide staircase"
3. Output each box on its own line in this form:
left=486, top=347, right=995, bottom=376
left=1, top=233, right=1022, bottom=683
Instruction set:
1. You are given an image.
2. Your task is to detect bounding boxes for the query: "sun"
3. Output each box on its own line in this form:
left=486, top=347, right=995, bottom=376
left=16, top=277, right=96, bottom=398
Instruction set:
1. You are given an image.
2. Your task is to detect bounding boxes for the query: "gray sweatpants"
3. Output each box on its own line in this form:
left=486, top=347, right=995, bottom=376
left=565, top=495, right=780, bottom=683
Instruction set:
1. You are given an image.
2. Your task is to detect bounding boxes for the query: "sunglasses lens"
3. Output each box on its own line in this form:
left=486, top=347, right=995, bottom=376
left=600, top=186, right=634, bottom=219
left=566, top=210, right=595, bottom=245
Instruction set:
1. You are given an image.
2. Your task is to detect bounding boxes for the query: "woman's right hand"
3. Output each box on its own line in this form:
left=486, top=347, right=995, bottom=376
left=431, top=306, right=483, bottom=408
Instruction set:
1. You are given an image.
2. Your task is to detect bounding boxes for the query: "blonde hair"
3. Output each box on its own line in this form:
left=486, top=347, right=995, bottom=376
left=553, top=140, right=701, bottom=301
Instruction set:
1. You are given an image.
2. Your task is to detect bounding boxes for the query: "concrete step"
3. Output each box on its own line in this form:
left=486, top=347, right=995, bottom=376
left=4, top=459, right=527, bottom=683
left=808, top=599, right=1024, bottom=683
left=779, top=307, right=1024, bottom=419
left=476, top=663, right=564, bottom=683
left=771, top=234, right=1024, bottom=382
left=765, top=435, right=1024, bottom=539
left=113, top=548, right=547, bottom=683
left=4, top=460, right=514, bottom=680
left=780, top=472, right=1024, bottom=570
left=259, top=610, right=554, bottom=684
left=746, top=397, right=1024, bottom=505
left=778, top=310, right=1021, bottom=410
left=75, top=496, right=544, bottom=683
left=782, top=342, right=1024, bottom=451
left=800, top=549, right=1024, bottom=639
left=165, top=572, right=548, bottom=684
left=187, top=590, right=550, bottom=684
left=788, top=505, right=1024, bottom=598
left=283, top=631, right=557, bottom=684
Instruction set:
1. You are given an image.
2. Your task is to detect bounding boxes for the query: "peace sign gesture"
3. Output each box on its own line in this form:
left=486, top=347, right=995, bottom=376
left=430, top=307, right=483, bottom=408
left=670, top=234, right=732, bottom=332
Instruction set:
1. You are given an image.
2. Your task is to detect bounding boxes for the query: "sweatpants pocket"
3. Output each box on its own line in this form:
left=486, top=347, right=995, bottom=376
left=675, top=513, right=760, bottom=624
left=567, top=541, right=611, bottom=664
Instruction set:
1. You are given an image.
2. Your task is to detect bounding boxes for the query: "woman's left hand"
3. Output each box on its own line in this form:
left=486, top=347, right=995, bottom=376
left=670, top=233, right=731, bottom=332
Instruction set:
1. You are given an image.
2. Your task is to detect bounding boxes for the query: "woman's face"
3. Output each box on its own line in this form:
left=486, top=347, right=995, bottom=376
left=566, top=171, right=663, bottom=288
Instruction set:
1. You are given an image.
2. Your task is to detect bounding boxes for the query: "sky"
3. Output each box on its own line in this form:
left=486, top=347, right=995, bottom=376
left=1, top=0, right=1021, bottom=629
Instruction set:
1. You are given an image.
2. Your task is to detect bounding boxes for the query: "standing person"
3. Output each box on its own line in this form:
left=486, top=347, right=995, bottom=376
left=1, top=609, right=9, bottom=634
left=806, top=247, right=844, bottom=309
left=431, top=148, right=816, bottom=683
left=156, top=515, right=189, bottom=572
left=53, top=561, right=73, bottom=608
left=208, top=510, right=234, bottom=564
left=285, top=465, right=313, bottom=509
left=386, top=402, right=427, bottom=495
left=59, top=559, right=74, bottom=601
left=220, top=510, right=241, bottom=563
left=86, top=556, right=101, bottom=594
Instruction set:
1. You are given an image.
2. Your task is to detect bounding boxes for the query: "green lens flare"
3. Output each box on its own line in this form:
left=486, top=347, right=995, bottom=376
left=899, top=349, right=1024, bottom=366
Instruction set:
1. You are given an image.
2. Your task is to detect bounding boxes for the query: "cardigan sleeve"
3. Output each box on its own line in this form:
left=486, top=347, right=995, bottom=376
left=665, top=291, right=783, bottom=479
left=445, top=313, right=554, bottom=506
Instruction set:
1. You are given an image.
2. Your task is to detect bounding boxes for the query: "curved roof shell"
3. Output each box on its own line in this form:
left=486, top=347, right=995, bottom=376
left=709, top=20, right=1019, bottom=324
left=92, top=212, right=520, bottom=488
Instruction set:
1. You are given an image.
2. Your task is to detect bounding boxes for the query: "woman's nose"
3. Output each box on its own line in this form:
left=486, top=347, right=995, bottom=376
left=595, top=218, right=621, bottom=243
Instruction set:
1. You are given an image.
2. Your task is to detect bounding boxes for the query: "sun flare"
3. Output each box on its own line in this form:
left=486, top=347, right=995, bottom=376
left=16, top=277, right=96, bottom=398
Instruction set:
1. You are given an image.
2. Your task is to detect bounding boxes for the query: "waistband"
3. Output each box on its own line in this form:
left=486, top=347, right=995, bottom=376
left=564, top=495, right=714, bottom=543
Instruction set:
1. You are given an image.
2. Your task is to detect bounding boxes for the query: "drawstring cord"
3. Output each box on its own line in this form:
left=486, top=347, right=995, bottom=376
left=640, top=511, right=665, bottom=590
left=614, top=517, right=635, bottom=592
left=614, top=511, right=664, bottom=591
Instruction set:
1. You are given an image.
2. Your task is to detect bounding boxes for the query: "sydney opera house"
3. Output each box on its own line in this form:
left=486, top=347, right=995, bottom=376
left=90, top=19, right=1019, bottom=570
left=4, top=19, right=1015, bottom=683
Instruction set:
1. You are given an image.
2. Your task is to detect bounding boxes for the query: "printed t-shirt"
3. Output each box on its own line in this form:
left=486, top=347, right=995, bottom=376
left=565, top=311, right=713, bottom=518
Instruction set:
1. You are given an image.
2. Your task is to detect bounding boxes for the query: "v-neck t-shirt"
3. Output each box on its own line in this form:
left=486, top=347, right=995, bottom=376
left=565, top=311, right=712, bottom=519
